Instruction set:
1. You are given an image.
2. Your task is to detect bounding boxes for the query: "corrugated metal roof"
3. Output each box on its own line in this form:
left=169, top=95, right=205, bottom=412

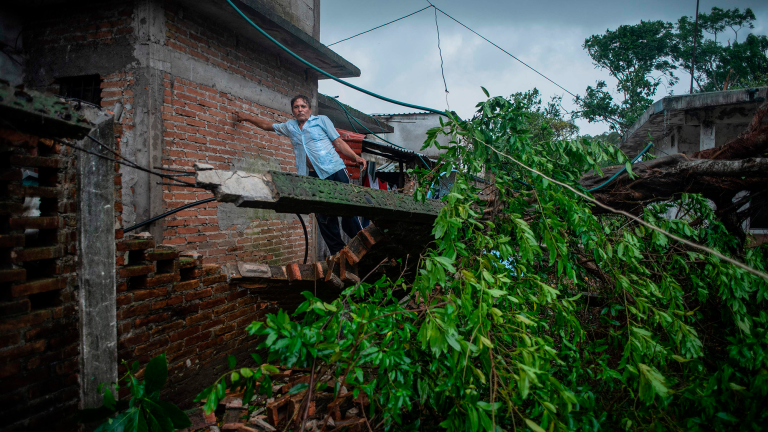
left=371, top=112, right=435, bottom=116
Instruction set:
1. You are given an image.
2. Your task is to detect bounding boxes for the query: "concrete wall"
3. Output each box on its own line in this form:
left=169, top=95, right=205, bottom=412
left=20, top=0, right=316, bottom=265
left=261, top=0, right=320, bottom=38
left=373, top=113, right=450, bottom=158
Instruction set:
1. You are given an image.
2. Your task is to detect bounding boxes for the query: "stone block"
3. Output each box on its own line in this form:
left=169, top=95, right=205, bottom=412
left=237, top=262, right=271, bottom=279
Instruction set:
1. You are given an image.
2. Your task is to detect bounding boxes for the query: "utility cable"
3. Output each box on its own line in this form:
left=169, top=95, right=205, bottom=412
left=327, top=5, right=433, bottom=46
left=225, top=0, right=448, bottom=117
left=431, top=4, right=577, bottom=98
left=480, top=140, right=768, bottom=281
left=587, top=143, right=653, bottom=192
left=431, top=6, right=450, bottom=110
left=330, top=96, right=432, bottom=170
left=125, top=197, right=216, bottom=233
left=48, top=137, right=197, bottom=188
left=296, top=214, right=308, bottom=264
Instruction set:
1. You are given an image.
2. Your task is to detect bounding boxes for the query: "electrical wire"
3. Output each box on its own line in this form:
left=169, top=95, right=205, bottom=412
left=47, top=137, right=197, bottom=188
left=296, top=214, right=308, bottom=264
left=431, top=4, right=577, bottom=98
left=481, top=140, right=768, bottom=281
left=225, top=0, right=449, bottom=117
left=432, top=7, right=450, bottom=110
left=587, top=143, right=653, bottom=192
left=125, top=198, right=216, bottom=233
left=329, top=96, right=433, bottom=170
left=327, top=5, right=433, bottom=46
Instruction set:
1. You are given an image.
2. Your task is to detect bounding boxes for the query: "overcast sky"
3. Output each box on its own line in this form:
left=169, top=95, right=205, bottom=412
left=318, top=0, right=768, bottom=136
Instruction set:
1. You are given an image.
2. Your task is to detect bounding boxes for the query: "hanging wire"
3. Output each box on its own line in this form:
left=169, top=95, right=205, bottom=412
left=430, top=4, right=578, bottom=98
left=431, top=6, right=450, bottom=111
left=327, top=5, right=433, bottom=46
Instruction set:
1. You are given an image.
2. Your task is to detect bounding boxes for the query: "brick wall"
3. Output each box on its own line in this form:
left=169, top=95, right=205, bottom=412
left=0, top=130, right=81, bottom=432
left=158, top=3, right=316, bottom=265
left=114, top=234, right=275, bottom=406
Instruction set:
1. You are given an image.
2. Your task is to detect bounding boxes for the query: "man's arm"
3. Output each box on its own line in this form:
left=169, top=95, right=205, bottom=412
left=235, top=112, right=274, bottom=131
left=332, top=137, right=367, bottom=170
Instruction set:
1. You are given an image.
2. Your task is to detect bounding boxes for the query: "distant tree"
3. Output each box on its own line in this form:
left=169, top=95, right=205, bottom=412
left=674, top=7, right=767, bottom=92
left=577, top=7, right=768, bottom=133
left=508, top=88, right=579, bottom=142
left=576, top=21, right=678, bottom=133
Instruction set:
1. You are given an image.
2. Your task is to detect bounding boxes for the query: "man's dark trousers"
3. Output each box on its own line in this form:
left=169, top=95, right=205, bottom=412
left=309, top=168, right=364, bottom=255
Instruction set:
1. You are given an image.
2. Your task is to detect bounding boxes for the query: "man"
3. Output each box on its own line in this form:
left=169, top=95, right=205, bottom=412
left=235, top=94, right=367, bottom=255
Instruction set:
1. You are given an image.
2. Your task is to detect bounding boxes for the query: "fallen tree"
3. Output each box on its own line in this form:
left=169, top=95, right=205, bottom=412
left=186, top=93, right=768, bottom=432
left=580, top=102, right=768, bottom=240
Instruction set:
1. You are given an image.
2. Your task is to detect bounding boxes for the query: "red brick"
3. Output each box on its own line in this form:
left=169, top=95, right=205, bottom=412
left=199, top=297, right=226, bottom=310
left=183, top=330, right=211, bottom=347
left=202, top=274, right=227, bottom=286
left=134, top=313, right=171, bottom=328
left=185, top=311, right=213, bottom=326
left=0, top=269, right=26, bottom=284
left=11, top=246, right=64, bottom=263
left=170, top=326, right=201, bottom=343
left=11, top=277, right=66, bottom=297
left=174, top=279, right=200, bottom=292
left=0, top=340, right=46, bottom=360
left=133, top=288, right=167, bottom=301
left=135, top=337, right=169, bottom=356
left=120, top=332, right=150, bottom=350
left=0, top=363, right=21, bottom=379
left=185, top=288, right=212, bottom=301
left=121, top=303, right=151, bottom=319
left=0, top=310, right=50, bottom=331
left=119, top=264, right=154, bottom=278
left=151, top=320, right=185, bottom=337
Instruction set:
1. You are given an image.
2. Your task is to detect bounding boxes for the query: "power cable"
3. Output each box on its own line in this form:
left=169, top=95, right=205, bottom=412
left=327, top=5, right=433, bottom=46
left=430, top=4, right=577, bottom=98
left=587, top=143, right=653, bottom=192
left=431, top=6, right=450, bottom=110
left=481, top=140, right=768, bottom=281
left=225, top=0, right=448, bottom=117
left=125, top=198, right=216, bottom=233
left=329, top=96, right=432, bottom=170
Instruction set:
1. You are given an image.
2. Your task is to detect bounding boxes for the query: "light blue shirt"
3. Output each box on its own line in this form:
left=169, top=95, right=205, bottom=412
left=272, top=115, right=346, bottom=179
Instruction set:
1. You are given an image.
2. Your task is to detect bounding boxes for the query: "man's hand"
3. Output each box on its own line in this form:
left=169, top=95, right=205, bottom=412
left=355, top=155, right=368, bottom=171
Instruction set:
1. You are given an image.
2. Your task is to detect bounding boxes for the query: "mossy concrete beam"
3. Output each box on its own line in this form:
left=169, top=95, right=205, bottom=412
left=0, top=81, right=93, bottom=138
left=195, top=166, right=442, bottom=223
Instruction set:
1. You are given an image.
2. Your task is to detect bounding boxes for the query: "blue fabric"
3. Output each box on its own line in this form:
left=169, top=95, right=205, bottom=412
left=272, top=115, right=346, bottom=179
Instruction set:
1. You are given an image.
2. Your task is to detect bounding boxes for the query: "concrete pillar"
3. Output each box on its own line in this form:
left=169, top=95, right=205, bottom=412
left=132, top=0, right=166, bottom=242
left=78, top=116, right=117, bottom=408
left=700, top=122, right=716, bottom=151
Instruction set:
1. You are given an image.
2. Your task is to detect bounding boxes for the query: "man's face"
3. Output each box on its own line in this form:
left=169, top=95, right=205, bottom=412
left=292, top=99, right=311, bottom=122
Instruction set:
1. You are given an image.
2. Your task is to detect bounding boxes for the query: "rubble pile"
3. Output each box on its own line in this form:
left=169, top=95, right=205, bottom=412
left=181, top=368, right=370, bottom=432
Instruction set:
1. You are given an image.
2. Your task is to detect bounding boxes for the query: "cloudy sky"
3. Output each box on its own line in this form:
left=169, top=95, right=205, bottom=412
left=318, top=0, right=768, bottom=135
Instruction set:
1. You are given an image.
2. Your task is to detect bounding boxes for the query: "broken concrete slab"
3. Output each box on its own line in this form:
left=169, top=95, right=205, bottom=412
left=196, top=169, right=443, bottom=223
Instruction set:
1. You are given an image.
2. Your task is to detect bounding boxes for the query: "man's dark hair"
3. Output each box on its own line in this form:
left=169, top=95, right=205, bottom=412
left=290, top=94, right=311, bottom=108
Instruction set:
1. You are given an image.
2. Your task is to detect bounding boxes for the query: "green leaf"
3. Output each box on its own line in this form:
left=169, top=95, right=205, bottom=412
left=287, top=383, right=309, bottom=395
left=524, top=418, right=546, bottom=432
left=228, top=355, right=237, bottom=369
left=481, top=86, right=490, bottom=97
left=144, top=354, right=168, bottom=395
left=261, top=364, right=280, bottom=375
left=155, top=400, right=192, bottom=429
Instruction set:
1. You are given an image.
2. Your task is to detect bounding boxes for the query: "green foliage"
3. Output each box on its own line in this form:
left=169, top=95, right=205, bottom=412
left=577, top=20, right=678, bottom=132
left=508, top=89, right=579, bottom=143
left=202, top=92, right=768, bottom=431
left=577, top=7, right=768, bottom=133
left=76, top=354, right=191, bottom=432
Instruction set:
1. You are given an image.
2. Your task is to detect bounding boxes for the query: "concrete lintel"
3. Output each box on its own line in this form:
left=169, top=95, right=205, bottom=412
left=196, top=169, right=442, bottom=223
left=77, top=115, right=117, bottom=408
